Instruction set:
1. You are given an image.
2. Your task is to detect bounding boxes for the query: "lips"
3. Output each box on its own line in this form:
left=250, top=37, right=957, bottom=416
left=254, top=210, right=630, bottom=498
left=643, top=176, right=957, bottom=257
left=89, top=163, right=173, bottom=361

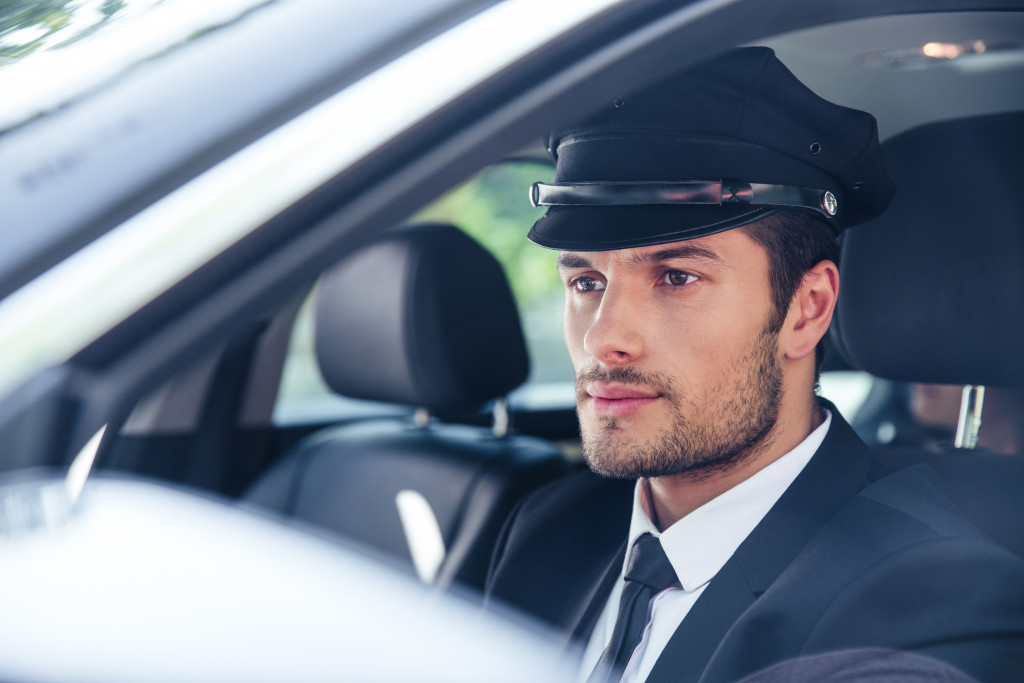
left=586, top=382, right=660, bottom=417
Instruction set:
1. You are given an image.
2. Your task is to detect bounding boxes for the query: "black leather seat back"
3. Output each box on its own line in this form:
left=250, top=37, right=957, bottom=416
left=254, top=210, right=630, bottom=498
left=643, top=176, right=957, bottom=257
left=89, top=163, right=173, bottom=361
left=246, top=223, right=568, bottom=589
left=246, top=420, right=567, bottom=586
left=873, top=448, right=1024, bottom=558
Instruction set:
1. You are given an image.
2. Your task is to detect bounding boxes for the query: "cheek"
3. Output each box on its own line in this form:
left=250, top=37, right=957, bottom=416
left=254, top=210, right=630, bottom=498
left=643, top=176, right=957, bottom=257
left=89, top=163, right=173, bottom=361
left=654, top=312, right=749, bottom=380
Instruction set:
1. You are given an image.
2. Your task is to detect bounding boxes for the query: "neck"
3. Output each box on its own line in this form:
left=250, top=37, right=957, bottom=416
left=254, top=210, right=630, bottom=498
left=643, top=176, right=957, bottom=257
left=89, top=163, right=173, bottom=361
left=648, top=392, right=823, bottom=530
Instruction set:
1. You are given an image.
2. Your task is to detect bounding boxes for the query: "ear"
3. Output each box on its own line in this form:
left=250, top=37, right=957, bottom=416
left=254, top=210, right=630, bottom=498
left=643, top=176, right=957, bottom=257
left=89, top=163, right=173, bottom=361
left=781, top=259, right=839, bottom=361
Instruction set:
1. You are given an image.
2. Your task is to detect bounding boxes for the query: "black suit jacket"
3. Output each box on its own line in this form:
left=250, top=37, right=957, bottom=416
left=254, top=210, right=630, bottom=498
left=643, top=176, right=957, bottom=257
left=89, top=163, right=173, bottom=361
left=486, top=410, right=1024, bottom=682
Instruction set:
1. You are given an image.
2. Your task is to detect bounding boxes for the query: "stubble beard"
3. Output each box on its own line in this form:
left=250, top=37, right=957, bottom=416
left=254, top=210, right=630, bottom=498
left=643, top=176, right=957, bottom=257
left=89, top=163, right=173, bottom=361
left=578, top=326, right=783, bottom=480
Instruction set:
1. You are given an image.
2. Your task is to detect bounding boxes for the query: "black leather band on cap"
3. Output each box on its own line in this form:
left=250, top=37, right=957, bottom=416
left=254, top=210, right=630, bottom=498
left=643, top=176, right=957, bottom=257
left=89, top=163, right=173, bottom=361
left=531, top=180, right=840, bottom=224
left=527, top=204, right=776, bottom=251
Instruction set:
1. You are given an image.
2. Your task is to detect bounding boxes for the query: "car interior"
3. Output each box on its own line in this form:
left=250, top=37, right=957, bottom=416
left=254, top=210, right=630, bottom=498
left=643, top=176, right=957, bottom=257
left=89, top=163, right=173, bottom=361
left=1, top=6, right=1023, bottom=672
left=88, top=113, right=1024, bottom=602
left=242, top=223, right=570, bottom=590
left=53, top=8, right=1022, bottom=601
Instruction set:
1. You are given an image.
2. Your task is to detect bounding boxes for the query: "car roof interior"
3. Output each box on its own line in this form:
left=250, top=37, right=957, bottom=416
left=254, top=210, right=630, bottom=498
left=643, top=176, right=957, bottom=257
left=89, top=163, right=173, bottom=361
left=510, top=10, right=1024, bottom=161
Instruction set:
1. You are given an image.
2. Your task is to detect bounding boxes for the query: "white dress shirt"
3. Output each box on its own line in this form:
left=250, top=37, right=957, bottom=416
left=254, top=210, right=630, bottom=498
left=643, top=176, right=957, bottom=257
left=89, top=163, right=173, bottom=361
left=578, top=411, right=832, bottom=683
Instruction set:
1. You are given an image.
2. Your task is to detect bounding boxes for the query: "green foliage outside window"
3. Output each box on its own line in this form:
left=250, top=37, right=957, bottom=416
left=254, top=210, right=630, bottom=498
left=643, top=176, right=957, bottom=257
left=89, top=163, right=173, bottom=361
left=276, top=160, right=573, bottom=418
left=414, top=161, right=558, bottom=309
left=413, top=161, right=573, bottom=386
left=0, top=0, right=127, bottom=61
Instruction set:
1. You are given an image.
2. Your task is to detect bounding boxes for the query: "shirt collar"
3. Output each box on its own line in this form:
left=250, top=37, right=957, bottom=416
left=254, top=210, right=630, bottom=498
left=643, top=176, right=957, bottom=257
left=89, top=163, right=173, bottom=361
left=624, top=410, right=832, bottom=592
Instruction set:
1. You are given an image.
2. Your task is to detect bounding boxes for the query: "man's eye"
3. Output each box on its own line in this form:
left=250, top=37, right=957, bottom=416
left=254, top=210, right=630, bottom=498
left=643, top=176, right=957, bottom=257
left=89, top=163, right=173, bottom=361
left=572, top=277, right=605, bottom=292
left=664, top=270, right=698, bottom=286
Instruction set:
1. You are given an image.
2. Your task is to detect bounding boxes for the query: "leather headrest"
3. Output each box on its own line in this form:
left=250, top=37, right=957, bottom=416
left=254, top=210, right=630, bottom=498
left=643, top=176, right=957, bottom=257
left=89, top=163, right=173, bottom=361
left=314, top=223, right=530, bottom=412
left=832, top=112, right=1024, bottom=386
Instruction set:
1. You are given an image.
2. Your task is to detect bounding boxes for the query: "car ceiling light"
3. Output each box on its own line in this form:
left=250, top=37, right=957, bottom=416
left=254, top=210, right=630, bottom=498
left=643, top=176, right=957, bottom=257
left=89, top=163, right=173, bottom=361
left=0, top=0, right=629, bottom=399
left=857, top=40, right=1020, bottom=67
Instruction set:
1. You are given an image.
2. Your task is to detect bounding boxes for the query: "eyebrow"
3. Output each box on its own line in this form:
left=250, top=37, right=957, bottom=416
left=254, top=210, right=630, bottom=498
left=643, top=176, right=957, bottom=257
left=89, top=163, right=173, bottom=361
left=629, top=245, right=721, bottom=266
left=557, top=244, right=722, bottom=271
left=557, top=253, right=593, bottom=270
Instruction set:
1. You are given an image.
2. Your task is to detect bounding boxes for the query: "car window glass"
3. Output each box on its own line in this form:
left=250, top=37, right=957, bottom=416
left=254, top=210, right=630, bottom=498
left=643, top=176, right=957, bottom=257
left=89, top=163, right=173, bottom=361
left=413, top=161, right=573, bottom=388
left=818, top=370, right=872, bottom=424
left=0, top=0, right=271, bottom=132
left=274, top=160, right=571, bottom=424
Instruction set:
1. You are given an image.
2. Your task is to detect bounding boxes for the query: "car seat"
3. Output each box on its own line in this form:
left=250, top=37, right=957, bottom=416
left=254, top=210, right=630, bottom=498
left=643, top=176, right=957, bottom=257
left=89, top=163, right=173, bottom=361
left=832, top=111, right=1024, bottom=558
left=245, top=223, right=570, bottom=591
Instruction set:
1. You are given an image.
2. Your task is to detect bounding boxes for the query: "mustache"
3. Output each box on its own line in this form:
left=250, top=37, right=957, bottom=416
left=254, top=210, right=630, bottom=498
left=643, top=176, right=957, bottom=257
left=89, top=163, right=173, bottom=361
left=575, top=366, right=672, bottom=398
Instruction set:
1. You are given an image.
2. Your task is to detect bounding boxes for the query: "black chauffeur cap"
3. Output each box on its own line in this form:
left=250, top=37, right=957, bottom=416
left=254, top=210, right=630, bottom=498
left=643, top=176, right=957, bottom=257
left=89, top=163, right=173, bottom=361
left=527, top=47, right=895, bottom=251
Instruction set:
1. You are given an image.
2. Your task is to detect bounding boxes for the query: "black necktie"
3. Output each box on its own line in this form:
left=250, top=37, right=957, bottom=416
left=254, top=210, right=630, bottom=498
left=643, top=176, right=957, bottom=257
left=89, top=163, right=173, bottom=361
left=588, top=533, right=679, bottom=683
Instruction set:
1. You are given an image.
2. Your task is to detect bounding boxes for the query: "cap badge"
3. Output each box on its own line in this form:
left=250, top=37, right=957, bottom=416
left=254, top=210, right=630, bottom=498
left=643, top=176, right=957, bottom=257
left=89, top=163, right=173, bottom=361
left=823, top=191, right=838, bottom=216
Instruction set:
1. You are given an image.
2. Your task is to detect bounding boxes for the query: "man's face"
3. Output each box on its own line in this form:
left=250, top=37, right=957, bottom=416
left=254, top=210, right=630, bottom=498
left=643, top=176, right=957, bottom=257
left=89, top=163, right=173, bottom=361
left=558, top=228, right=783, bottom=479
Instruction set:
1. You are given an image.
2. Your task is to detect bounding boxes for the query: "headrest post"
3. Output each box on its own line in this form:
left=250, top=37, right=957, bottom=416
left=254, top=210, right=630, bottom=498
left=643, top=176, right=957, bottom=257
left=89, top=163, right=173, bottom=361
left=492, top=397, right=510, bottom=439
left=954, top=385, right=985, bottom=449
left=413, top=408, right=431, bottom=429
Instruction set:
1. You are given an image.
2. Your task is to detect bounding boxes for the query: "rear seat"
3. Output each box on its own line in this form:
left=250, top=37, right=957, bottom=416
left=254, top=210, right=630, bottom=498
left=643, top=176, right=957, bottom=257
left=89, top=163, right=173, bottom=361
left=832, top=111, right=1024, bottom=559
left=245, top=223, right=569, bottom=591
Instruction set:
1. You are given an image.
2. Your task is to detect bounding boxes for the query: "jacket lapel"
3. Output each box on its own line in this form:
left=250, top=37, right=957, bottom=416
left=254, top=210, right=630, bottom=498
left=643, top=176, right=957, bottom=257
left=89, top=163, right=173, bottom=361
left=569, top=540, right=628, bottom=644
left=647, top=557, right=756, bottom=683
left=732, top=409, right=874, bottom=595
left=647, top=407, right=876, bottom=682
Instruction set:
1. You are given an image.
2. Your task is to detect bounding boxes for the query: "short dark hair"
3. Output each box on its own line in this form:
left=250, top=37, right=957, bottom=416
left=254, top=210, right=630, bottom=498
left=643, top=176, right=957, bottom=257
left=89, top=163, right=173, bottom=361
left=740, top=211, right=840, bottom=376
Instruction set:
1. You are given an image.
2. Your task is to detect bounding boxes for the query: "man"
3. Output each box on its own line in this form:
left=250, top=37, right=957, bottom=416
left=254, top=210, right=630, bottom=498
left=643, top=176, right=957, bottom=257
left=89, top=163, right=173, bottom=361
left=485, top=48, right=1024, bottom=682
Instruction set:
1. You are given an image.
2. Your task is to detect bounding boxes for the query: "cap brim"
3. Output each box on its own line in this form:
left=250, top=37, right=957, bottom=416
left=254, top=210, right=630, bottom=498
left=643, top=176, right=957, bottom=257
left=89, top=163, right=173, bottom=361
left=527, top=205, right=776, bottom=251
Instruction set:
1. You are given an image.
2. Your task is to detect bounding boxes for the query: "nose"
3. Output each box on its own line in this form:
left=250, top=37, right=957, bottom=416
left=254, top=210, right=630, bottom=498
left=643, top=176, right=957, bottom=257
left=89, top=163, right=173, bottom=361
left=582, top=287, right=646, bottom=366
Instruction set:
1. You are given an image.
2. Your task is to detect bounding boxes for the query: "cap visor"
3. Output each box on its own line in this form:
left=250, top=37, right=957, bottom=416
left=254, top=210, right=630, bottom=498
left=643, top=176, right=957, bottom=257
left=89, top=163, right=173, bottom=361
left=527, top=205, right=775, bottom=251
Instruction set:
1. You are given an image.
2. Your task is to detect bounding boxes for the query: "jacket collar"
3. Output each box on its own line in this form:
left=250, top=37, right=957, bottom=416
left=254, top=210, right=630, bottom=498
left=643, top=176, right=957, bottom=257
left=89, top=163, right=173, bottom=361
left=731, top=403, right=874, bottom=594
